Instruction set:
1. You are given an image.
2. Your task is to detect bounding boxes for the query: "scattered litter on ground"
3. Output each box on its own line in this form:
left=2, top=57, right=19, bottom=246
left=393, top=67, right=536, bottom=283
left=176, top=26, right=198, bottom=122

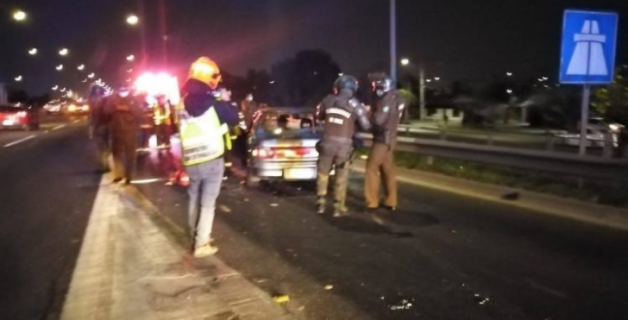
left=273, top=294, right=290, bottom=303
left=474, top=293, right=490, bottom=306
left=324, top=284, right=334, bottom=290
left=389, top=298, right=414, bottom=311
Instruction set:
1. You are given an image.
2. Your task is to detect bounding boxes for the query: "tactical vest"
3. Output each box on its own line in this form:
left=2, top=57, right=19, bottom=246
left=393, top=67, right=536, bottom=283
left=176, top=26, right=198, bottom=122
left=321, top=95, right=357, bottom=145
left=178, top=103, right=232, bottom=166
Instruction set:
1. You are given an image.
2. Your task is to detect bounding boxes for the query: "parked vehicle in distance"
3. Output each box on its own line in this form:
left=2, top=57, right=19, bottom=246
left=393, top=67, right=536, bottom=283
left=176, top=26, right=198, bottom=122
left=0, top=104, right=40, bottom=131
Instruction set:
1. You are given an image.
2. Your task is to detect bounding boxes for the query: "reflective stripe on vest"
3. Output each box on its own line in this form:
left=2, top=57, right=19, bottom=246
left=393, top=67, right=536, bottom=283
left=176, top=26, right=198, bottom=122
left=179, top=106, right=228, bottom=166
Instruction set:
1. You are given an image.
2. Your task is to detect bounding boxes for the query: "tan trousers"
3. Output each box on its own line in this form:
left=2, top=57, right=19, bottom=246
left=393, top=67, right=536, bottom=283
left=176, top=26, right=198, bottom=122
left=364, top=143, right=397, bottom=208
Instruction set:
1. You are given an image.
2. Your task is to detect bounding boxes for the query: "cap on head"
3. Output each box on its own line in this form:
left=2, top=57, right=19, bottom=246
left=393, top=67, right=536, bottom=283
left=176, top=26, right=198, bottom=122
left=189, top=57, right=222, bottom=89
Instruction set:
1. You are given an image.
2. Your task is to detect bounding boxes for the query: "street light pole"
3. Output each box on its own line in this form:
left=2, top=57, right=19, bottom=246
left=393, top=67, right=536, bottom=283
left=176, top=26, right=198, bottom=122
left=419, top=65, right=426, bottom=119
left=390, top=0, right=397, bottom=82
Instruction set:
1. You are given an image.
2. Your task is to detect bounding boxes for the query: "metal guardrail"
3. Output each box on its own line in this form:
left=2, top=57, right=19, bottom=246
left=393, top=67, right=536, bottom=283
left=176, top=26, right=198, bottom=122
left=357, top=132, right=628, bottom=183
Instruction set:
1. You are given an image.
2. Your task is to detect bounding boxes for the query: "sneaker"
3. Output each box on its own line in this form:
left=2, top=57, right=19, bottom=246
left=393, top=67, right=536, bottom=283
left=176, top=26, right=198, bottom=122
left=333, top=209, right=347, bottom=218
left=316, top=204, right=326, bottom=215
left=193, top=244, right=218, bottom=258
left=382, top=205, right=397, bottom=212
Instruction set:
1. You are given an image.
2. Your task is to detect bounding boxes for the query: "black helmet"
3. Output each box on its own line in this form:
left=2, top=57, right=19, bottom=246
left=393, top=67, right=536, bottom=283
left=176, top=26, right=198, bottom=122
left=372, top=76, right=394, bottom=96
left=333, top=75, right=359, bottom=94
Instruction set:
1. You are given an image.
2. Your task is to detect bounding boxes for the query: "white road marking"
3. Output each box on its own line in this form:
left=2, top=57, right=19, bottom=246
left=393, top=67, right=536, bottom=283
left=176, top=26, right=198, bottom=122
left=3, top=135, right=36, bottom=148
left=52, top=124, right=66, bottom=131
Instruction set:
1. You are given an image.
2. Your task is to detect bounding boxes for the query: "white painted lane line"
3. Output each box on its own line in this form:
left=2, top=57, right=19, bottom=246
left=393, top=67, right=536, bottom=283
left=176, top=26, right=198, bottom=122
left=3, top=135, right=36, bottom=148
left=52, top=124, right=66, bottom=131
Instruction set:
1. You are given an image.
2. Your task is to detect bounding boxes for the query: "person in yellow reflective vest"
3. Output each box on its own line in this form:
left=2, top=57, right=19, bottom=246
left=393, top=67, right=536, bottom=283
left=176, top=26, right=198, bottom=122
left=177, top=57, right=239, bottom=258
left=153, top=94, right=173, bottom=150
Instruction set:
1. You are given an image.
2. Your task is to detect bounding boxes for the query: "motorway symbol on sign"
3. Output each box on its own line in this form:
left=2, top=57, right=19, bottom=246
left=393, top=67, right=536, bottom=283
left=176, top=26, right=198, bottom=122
left=559, top=10, right=618, bottom=84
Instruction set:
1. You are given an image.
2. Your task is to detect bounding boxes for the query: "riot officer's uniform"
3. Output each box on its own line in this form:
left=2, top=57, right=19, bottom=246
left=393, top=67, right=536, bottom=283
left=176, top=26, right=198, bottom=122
left=365, top=76, right=406, bottom=212
left=316, top=75, right=371, bottom=217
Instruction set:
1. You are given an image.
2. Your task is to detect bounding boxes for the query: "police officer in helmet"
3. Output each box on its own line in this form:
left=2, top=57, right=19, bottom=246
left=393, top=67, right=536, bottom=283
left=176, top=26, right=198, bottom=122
left=364, top=73, right=406, bottom=213
left=316, top=75, right=371, bottom=217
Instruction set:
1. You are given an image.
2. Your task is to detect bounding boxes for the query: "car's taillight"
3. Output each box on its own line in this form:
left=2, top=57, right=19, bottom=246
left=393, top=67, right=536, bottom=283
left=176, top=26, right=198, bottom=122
left=253, top=147, right=317, bottom=159
left=252, top=148, right=275, bottom=158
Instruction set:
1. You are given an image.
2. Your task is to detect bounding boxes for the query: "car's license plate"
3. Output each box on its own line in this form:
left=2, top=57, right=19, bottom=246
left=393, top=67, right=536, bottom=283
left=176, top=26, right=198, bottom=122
left=2, top=120, right=14, bottom=126
left=284, top=168, right=316, bottom=180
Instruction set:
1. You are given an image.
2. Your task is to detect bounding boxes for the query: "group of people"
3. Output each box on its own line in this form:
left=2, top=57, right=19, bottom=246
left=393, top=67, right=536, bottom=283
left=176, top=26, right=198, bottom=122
left=87, top=56, right=404, bottom=259
left=88, top=86, right=176, bottom=184
left=316, top=74, right=405, bottom=218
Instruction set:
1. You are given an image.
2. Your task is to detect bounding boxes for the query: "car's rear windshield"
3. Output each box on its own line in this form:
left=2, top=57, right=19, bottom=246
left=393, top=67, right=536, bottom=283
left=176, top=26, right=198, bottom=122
left=256, top=111, right=318, bottom=136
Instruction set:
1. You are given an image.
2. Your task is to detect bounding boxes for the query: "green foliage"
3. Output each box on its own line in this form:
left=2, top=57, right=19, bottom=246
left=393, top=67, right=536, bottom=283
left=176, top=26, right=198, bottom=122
left=592, top=66, right=628, bottom=122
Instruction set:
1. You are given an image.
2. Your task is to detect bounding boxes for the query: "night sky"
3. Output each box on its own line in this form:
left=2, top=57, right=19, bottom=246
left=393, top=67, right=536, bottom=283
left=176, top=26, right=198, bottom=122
left=1, top=0, right=627, bottom=94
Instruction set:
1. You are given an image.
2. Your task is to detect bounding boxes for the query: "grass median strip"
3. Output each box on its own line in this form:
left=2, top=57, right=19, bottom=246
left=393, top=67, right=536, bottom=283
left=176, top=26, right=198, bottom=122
left=355, top=148, right=628, bottom=208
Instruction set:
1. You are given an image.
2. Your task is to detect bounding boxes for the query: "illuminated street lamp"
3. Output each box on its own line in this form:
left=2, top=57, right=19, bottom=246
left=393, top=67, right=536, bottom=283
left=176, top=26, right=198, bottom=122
left=434, top=77, right=441, bottom=81
left=506, top=88, right=513, bottom=94
left=127, top=68, right=133, bottom=73
left=126, top=14, right=139, bottom=25
left=13, top=10, right=27, bottom=22
left=59, top=48, right=69, bottom=56
left=28, top=48, right=38, bottom=56
left=82, top=79, right=88, bottom=83
left=56, top=64, right=64, bottom=71
left=52, top=85, right=59, bottom=91
left=77, top=64, right=85, bottom=71
left=126, top=54, right=135, bottom=61
left=426, top=79, right=432, bottom=83
left=506, top=72, right=513, bottom=77
left=14, top=75, right=23, bottom=82
left=400, top=58, right=410, bottom=66
left=60, top=88, right=66, bottom=92
left=88, top=73, right=95, bottom=78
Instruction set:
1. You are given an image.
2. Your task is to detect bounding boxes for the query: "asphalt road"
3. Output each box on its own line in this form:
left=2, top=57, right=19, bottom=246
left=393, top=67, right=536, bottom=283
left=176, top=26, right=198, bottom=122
left=0, top=116, right=99, bottom=320
left=135, top=145, right=628, bottom=320
left=2, top=123, right=628, bottom=320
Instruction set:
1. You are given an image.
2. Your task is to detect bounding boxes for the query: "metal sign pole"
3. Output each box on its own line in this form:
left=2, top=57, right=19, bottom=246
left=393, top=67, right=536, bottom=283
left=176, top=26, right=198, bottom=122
left=578, top=85, right=591, bottom=156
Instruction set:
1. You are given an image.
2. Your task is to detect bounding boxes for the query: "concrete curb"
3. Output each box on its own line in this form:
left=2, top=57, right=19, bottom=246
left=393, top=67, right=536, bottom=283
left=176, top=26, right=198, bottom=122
left=351, top=160, right=628, bottom=232
left=60, top=175, right=294, bottom=320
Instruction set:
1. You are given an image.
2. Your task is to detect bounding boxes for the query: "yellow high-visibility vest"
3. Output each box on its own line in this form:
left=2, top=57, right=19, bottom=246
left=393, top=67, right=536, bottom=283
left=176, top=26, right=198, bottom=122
left=177, top=101, right=232, bottom=166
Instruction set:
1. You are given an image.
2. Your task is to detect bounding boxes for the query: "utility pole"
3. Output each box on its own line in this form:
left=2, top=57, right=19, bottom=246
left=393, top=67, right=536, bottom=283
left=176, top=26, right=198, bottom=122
left=158, top=0, right=168, bottom=66
left=419, top=65, right=426, bottom=119
left=390, top=0, right=397, bottom=81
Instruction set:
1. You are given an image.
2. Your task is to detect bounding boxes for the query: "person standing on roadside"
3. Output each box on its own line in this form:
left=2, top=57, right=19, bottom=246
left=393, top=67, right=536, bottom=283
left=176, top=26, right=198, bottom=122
left=88, top=84, right=111, bottom=172
left=177, top=57, right=239, bottom=258
left=153, top=94, right=173, bottom=150
left=364, top=74, right=406, bottom=213
left=106, top=86, right=143, bottom=184
left=316, top=75, right=371, bottom=217
left=241, top=93, right=258, bottom=129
